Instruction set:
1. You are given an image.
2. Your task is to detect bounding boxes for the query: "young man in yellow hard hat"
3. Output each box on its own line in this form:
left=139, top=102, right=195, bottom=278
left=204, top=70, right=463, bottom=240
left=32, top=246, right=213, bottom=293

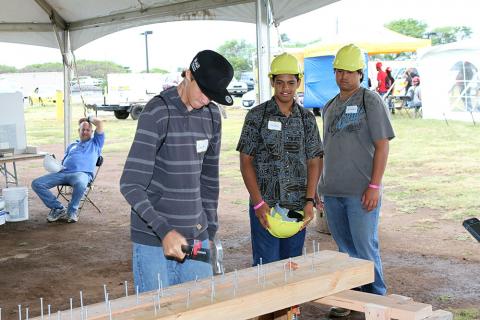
left=318, top=43, right=395, bottom=315
left=237, top=53, right=323, bottom=266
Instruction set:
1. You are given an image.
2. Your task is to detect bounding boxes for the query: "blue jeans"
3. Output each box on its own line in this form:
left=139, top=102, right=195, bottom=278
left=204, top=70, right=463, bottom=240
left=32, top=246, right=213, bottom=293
left=132, top=240, right=213, bottom=293
left=323, top=196, right=386, bottom=295
left=31, top=172, right=90, bottom=214
left=249, top=205, right=306, bottom=266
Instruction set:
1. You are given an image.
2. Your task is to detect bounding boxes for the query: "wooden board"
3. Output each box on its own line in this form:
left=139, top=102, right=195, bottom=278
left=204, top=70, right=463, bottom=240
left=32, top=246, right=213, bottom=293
left=31, top=250, right=373, bottom=320
left=315, top=289, right=433, bottom=320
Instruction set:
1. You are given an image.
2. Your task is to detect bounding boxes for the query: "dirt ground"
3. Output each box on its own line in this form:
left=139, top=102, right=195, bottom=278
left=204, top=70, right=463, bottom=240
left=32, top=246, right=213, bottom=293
left=1, top=143, right=479, bottom=320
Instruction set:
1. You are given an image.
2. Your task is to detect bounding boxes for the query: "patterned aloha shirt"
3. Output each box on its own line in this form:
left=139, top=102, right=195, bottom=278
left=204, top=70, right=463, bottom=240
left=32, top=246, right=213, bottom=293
left=237, top=98, right=323, bottom=210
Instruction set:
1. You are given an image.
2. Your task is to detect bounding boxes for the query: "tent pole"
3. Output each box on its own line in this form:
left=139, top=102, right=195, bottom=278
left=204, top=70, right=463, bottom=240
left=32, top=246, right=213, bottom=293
left=62, top=30, right=72, bottom=150
left=256, top=0, right=271, bottom=103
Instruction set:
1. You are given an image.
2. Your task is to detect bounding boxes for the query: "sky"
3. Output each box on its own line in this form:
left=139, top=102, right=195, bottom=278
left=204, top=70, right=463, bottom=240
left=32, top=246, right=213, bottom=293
left=0, top=0, right=478, bottom=73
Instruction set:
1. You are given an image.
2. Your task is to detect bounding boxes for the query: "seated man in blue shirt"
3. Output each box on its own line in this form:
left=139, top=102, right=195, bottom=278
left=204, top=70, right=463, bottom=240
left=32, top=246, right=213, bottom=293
left=32, top=115, right=105, bottom=223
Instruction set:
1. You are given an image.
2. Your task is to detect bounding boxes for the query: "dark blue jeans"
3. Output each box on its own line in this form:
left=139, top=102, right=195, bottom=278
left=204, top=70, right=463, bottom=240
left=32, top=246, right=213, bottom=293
left=132, top=240, right=212, bottom=293
left=249, top=205, right=306, bottom=266
left=31, top=172, right=90, bottom=214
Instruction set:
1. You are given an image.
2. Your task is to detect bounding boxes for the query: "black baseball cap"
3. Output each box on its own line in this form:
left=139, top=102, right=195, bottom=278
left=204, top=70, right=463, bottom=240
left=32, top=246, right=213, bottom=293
left=189, top=50, right=234, bottom=106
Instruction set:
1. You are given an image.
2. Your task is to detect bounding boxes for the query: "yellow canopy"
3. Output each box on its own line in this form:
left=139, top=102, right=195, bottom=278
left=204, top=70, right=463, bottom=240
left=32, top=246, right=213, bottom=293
left=304, top=28, right=431, bottom=57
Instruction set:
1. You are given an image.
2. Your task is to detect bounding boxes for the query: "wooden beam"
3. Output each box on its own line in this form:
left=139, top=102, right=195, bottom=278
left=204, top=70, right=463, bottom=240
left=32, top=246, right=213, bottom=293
left=315, top=290, right=433, bottom=320
left=30, top=251, right=373, bottom=320
left=423, top=310, right=453, bottom=320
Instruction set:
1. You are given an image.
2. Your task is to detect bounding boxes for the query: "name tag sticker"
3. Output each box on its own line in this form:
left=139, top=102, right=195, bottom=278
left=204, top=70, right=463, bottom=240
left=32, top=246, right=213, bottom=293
left=268, top=121, right=282, bottom=131
left=196, top=139, right=209, bottom=153
left=345, top=105, right=358, bottom=114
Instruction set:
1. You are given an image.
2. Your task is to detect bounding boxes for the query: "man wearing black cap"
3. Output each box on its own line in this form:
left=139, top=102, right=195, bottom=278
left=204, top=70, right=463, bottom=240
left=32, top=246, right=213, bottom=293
left=120, top=50, right=233, bottom=291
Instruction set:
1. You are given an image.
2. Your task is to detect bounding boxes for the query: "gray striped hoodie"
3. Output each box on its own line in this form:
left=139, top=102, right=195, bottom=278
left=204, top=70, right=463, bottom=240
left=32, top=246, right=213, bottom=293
left=120, top=87, right=221, bottom=246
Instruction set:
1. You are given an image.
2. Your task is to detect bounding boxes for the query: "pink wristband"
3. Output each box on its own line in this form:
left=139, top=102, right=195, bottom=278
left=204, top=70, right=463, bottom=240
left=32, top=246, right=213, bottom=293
left=368, top=184, right=380, bottom=189
left=253, top=200, right=265, bottom=210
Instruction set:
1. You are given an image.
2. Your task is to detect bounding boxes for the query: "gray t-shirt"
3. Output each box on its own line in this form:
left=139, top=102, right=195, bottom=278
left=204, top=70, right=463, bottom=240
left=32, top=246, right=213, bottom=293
left=318, top=88, right=395, bottom=197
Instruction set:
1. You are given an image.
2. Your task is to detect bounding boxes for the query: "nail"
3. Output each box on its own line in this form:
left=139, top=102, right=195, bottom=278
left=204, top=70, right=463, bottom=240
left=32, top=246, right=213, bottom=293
left=136, top=286, right=139, bottom=305
left=257, top=264, right=260, bottom=284
left=48, top=305, right=51, bottom=320
left=18, top=305, right=22, bottom=320
left=152, top=297, right=157, bottom=316
left=210, top=276, right=215, bottom=302
left=103, top=284, right=107, bottom=303
left=80, top=291, right=84, bottom=320
left=125, top=281, right=128, bottom=297
left=69, top=298, right=73, bottom=320
left=40, top=298, right=44, bottom=320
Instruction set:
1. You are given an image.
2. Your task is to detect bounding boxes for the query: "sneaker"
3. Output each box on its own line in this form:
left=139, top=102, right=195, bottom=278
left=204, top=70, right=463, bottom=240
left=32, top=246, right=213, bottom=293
left=47, top=207, right=67, bottom=222
left=67, top=211, right=78, bottom=223
left=329, top=307, right=351, bottom=318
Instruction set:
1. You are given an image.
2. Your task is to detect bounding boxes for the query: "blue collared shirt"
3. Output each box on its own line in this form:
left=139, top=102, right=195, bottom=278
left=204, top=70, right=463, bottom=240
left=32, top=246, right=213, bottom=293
left=62, top=132, right=105, bottom=177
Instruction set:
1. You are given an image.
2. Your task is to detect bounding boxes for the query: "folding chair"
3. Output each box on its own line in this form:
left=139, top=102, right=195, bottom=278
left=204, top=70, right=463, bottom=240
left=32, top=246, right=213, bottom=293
left=390, top=95, right=414, bottom=117
left=56, top=155, right=104, bottom=215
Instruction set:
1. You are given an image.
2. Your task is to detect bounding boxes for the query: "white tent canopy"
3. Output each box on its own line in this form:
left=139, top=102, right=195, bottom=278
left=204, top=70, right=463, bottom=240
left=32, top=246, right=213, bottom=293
left=0, top=0, right=337, bottom=50
left=418, top=39, right=480, bottom=123
left=0, top=0, right=338, bottom=147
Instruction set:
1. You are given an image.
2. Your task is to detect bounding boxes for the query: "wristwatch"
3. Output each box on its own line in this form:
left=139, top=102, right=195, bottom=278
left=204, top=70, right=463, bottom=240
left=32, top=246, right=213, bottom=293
left=304, top=197, right=316, bottom=206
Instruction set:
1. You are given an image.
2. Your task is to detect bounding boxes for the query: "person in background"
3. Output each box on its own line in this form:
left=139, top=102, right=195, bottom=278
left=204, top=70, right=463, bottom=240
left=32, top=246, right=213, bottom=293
left=318, top=44, right=395, bottom=317
left=404, top=68, right=419, bottom=95
left=385, top=67, right=395, bottom=92
left=385, top=67, right=396, bottom=113
left=120, top=50, right=233, bottom=292
left=31, top=115, right=104, bottom=223
left=406, top=76, right=422, bottom=116
left=375, top=62, right=388, bottom=96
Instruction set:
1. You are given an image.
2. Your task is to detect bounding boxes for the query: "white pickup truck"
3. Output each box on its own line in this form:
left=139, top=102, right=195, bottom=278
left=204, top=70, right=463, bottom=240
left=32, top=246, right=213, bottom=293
left=94, top=73, right=180, bottom=120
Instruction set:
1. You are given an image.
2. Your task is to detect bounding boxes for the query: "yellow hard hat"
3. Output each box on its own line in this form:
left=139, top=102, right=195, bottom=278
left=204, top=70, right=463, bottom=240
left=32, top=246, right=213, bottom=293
left=266, top=206, right=304, bottom=238
left=268, top=53, right=303, bottom=79
left=333, top=44, right=366, bottom=72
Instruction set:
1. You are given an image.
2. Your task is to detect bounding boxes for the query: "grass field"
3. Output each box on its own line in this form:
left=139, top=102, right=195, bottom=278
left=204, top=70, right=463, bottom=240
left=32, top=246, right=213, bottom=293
left=25, top=104, right=480, bottom=222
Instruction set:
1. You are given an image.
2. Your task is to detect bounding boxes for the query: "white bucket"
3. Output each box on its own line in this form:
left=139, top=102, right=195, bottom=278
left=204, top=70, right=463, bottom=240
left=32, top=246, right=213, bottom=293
left=2, top=187, right=29, bottom=222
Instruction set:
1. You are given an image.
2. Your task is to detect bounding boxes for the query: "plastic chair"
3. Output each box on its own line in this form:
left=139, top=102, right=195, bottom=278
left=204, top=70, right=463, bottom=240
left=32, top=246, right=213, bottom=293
left=56, top=155, right=103, bottom=215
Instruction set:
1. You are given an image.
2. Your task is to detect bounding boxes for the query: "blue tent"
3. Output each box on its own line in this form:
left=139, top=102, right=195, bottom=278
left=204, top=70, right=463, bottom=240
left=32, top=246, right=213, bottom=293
left=303, top=54, right=369, bottom=109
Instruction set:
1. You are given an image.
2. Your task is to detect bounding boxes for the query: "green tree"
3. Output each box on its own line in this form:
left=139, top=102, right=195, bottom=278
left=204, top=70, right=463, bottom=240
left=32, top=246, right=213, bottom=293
left=21, top=62, right=63, bottom=72
left=385, top=18, right=427, bottom=39
left=0, top=64, right=17, bottom=73
left=217, top=39, right=255, bottom=78
left=429, top=26, right=472, bottom=45
left=74, top=60, right=129, bottom=79
left=380, top=19, right=428, bottom=60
